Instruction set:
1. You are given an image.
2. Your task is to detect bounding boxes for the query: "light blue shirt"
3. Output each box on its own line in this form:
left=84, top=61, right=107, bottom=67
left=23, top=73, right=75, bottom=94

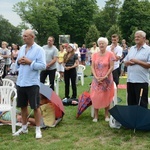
left=124, top=44, right=150, bottom=83
left=16, top=43, right=46, bottom=87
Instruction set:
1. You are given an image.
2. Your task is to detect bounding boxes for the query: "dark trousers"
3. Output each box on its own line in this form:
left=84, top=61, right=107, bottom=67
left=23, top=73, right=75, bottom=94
left=40, top=69, right=56, bottom=90
left=112, top=68, right=120, bottom=86
left=64, top=68, right=77, bottom=98
left=127, top=82, right=148, bottom=108
left=2, top=65, right=7, bottom=78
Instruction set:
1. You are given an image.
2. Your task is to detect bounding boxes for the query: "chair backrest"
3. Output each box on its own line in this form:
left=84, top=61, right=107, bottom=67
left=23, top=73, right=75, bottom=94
left=2, top=78, right=15, bottom=87
left=77, top=65, right=86, bottom=75
left=55, top=71, right=60, bottom=79
left=0, top=86, right=17, bottom=106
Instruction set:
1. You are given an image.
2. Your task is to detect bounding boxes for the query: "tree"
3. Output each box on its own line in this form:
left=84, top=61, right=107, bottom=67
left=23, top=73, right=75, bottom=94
left=85, top=25, right=100, bottom=48
left=119, top=0, right=150, bottom=43
left=0, top=15, right=22, bottom=46
left=94, top=0, right=121, bottom=37
left=106, top=24, right=122, bottom=44
left=13, top=0, right=98, bottom=46
left=57, top=0, right=98, bottom=46
left=13, top=0, right=62, bottom=45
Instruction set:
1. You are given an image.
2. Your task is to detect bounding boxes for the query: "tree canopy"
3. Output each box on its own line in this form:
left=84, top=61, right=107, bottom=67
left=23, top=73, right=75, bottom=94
left=0, top=15, right=22, bottom=46
left=1, top=0, right=149, bottom=47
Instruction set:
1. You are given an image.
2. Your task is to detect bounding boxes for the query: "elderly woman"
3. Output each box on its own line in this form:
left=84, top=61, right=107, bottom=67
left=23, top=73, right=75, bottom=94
left=90, top=37, right=115, bottom=122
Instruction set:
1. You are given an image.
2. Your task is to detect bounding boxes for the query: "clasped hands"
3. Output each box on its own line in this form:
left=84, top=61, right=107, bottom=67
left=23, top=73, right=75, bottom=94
left=18, top=56, right=32, bottom=65
left=96, top=76, right=107, bottom=84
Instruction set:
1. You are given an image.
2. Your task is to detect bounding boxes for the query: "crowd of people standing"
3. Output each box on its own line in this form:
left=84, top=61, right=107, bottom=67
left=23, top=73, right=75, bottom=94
left=0, top=29, right=150, bottom=139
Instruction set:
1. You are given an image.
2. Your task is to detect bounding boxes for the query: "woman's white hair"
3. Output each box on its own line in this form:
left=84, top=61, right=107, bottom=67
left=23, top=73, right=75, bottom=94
left=135, top=30, right=146, bottom=38
left=97, top=37, right=109, bottom=46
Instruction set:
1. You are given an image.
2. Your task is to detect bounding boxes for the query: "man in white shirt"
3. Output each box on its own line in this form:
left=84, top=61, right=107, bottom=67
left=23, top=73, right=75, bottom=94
left=107, top=34, right=123, bottom=87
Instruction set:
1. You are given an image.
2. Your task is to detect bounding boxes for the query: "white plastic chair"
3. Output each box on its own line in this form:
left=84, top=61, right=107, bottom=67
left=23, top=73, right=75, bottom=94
left=55, top=71, right=60, bottom=95
left=0, top=86, right=17, bottom=133
left=77, top=65, right=86, bottom=86
left=45, top=71, right=60, bottom=95
left=2, top=78, right=15, bottom=87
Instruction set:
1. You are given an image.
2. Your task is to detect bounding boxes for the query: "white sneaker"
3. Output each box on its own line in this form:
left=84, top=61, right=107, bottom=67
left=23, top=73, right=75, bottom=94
left=13, top=128, right=28, bottom=136
left=92, top=118, right=98, bottom=122
left=105, top=117, right=110, bottom=122
left=36, top=130, right=42, bottom=139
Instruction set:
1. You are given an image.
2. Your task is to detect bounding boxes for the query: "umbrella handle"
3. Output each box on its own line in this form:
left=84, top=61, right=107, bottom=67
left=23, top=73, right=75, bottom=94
left=138, top=88, right=143, bottom=105
left=140, top=88, right=143, bottom=97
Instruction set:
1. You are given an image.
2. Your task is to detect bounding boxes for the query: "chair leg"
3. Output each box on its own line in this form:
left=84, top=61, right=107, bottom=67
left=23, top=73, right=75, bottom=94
left=11, top=108, right=16, bottom=134
left=81, top=75, right=84, bottom=86
left=91, top=106, right=94, bottom=118
left=55, top=80, right=59, bottom=95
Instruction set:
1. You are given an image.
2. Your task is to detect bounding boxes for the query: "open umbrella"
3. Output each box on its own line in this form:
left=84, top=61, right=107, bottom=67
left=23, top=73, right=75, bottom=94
left=40, top=82, right=64, bottom=118
left=76, top=91, right=92, bottom=118
left=109, top=89, right=150, bottom=131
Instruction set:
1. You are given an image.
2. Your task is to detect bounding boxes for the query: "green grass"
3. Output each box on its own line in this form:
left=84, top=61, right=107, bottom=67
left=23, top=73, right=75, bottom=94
left=1, top=65, right=150, bottom=150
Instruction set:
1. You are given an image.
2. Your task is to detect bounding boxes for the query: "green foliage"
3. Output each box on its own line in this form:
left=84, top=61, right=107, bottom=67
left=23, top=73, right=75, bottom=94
left=13, top=0, right=98, bottom=46
left=85, top=25, right=100, bottom=48
left=94, top=0, right=121, bottom=37
left=0, top=15, right=23, bottom=46
left=106, top=24, right=122, bottom=44
left=13, top=0, right=62, bottom=45
left=57, top=0, right=98, bottom=46
left=1, top=66, right=150, bottom=149
left=119, top=0, right=150, bottom=43
left=128, top=27, right=138, bottom=46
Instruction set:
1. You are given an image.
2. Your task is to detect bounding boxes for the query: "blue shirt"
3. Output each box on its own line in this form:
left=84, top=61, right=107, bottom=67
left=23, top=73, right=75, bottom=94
left=124, top=44, right=150, bottom=83
left=16, top=43, right=46, bottom=87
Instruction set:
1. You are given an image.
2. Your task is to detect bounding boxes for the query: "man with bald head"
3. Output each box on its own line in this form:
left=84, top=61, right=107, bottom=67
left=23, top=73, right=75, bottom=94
left=13, top=29, right=46, bottom=139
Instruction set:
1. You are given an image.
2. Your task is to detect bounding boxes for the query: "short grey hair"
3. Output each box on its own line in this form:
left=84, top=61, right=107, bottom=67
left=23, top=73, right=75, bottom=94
left=135, top=30, right=146, bottom=38
left=97, top=37, right=109, bottom=46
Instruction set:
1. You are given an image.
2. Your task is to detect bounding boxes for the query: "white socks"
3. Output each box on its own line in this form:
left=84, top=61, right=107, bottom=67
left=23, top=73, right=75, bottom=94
left=36, top=126, right=41, bottom=132
left=22, top=124, right=27, bottom=130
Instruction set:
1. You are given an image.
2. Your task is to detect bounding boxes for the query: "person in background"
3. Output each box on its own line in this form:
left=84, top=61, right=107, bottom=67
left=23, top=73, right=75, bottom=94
left=90, top=37, right=115, bottom=123
left=106, top=34, right=123, bottom=87
left=13, top=29, right=46, bottom=139
left=146, top=39, right=149, bottom=46
left=0, top=110, right=35, bottom=126
left=90, top=42, right=100, bottom=55
left=124, top=30, right=150, bottom=108
left=0, top=41, right=11, bottom=78
left=63, top=43, right=79, bottom=99
left=79, top=44, right=87, bottom=65
left=57, top=44, right=66, bottom=81
left=40, top=36, right=58, bottom=90
left=74, top=43, right=80, bottom=60
left=11, top=44, right=19, bottom=62
left=120, top=42, right=128, bottom=76
left=90, top=42, right=100, bottom=74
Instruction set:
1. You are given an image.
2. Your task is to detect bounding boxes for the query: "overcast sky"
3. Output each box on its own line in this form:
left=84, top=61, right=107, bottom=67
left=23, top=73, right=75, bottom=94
left=0, top=0, right=110, bottom=27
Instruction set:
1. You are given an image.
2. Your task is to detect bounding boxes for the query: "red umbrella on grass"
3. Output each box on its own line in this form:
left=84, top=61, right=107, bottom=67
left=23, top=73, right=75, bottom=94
left=76, top=91, right=92, bottom=118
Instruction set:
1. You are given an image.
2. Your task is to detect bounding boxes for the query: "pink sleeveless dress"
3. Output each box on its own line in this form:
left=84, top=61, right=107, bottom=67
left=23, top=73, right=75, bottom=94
left=90, top=51, right=115, bottom=109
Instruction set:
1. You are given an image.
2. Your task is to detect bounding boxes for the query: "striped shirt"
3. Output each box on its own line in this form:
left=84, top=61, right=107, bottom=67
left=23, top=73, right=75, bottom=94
left=124, top=44, right=150, bottom=83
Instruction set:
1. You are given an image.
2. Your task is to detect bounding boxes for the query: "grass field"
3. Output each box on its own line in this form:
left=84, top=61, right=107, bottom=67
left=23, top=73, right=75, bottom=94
left=0, top=65, right=150, bottom=150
